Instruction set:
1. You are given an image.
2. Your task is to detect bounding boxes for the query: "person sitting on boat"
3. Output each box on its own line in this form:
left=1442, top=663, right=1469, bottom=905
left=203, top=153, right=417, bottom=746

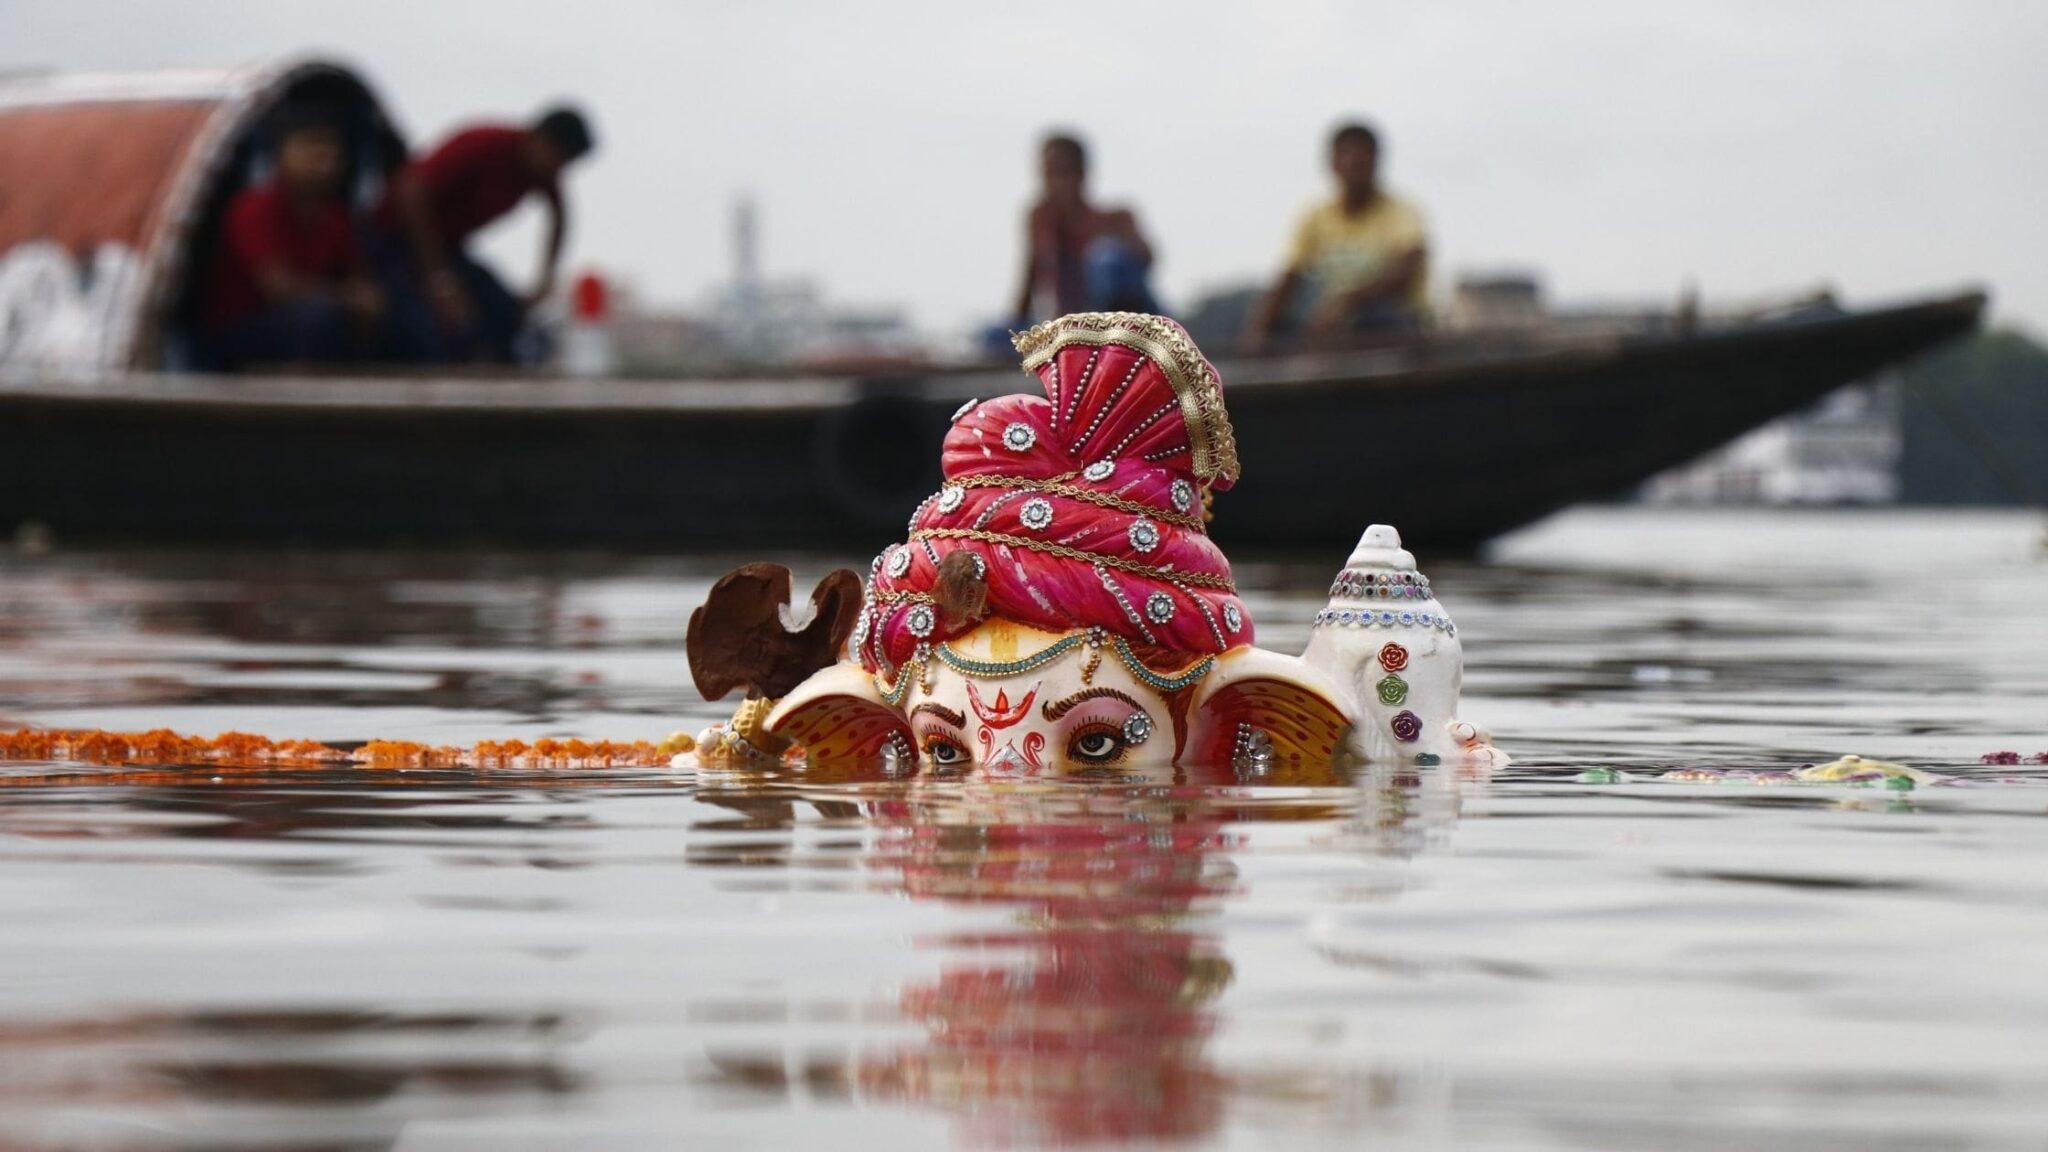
left=374, top=106, right=596, bottom=363
left=195, top=103, right=385, bottom=372
left=1243, top=121, right=1429, bottom=349
left=1010, top=133, right=1160, bottom=326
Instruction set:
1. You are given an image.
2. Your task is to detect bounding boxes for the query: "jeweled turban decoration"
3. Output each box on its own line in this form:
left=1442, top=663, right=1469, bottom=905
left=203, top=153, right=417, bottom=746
left=859, top=313, right=1251, bottom=673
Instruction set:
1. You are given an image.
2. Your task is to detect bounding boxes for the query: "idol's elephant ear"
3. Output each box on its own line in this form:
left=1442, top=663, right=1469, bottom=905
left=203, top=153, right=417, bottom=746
left=765, top=663, right=913, bottom=764
left=1182, top=647, right=1354, bottom=780
left=687, top=564, right=864, bottom=702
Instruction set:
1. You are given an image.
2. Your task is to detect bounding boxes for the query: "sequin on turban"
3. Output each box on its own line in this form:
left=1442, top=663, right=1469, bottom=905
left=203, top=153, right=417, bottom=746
left=857, top=312, right=1251, bottom=674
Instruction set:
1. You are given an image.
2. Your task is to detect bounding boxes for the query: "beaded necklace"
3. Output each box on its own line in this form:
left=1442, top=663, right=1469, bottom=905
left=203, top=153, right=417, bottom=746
left=871, top=626, right=1216, bottom=704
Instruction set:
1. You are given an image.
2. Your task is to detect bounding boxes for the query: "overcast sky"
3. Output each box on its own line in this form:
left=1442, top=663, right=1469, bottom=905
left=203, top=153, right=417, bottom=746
left=9, top=0, right=2045, bottom=336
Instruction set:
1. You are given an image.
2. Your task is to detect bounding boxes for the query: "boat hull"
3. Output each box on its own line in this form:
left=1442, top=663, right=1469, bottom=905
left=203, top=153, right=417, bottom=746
left=0, top=294, right=1984, bottom=553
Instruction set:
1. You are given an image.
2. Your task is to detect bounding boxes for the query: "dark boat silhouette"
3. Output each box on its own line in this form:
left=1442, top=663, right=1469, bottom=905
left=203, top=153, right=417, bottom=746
left=0, top=59, right=1985, bottom=552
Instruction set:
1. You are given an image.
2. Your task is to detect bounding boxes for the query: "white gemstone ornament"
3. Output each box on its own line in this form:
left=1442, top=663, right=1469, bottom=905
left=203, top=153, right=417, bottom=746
left=1122, top=712, right=1154, bottom=745
left=1128, top=518, right=1160, bottom=553
left=1144, top=591, right=1175, bottom=624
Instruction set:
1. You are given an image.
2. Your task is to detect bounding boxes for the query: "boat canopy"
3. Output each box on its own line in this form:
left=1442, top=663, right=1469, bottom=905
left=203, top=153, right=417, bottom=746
left=0, top=58, right=405, bottom=374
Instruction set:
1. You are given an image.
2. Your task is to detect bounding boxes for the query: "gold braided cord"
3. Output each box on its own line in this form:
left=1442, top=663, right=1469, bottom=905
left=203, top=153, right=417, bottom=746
left=868, top=588, right=935, bottom=606
left=946, top=475, right=1204, bottom=530
left=911, top=528, right=1236, bottom=591
left=1011, top=312, right=1241, bottom=486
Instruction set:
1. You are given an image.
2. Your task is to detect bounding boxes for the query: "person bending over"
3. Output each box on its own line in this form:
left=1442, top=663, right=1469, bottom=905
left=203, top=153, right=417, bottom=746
left=376, top=105, right=596, bottom=363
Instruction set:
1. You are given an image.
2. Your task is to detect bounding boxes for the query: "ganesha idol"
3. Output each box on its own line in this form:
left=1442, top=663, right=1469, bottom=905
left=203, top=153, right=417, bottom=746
left=686, top=312, right=1501, bottom=777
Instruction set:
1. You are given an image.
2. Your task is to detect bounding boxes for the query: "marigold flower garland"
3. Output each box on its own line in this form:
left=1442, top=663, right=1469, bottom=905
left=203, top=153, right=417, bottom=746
left=0, top=728, right=690, bottom=775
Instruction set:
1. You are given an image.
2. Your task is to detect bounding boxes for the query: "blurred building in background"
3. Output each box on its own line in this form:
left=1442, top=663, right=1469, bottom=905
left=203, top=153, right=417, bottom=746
left=1641, top=382, right=1902, bottom=506
left=606, top=197, right=919, bottom=373
left=1642, top=328, right=2048, bottom=508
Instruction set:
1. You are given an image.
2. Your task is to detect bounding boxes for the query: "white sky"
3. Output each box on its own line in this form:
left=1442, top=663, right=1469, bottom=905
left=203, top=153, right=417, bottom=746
left=9, top=0, right=2045, bottom=336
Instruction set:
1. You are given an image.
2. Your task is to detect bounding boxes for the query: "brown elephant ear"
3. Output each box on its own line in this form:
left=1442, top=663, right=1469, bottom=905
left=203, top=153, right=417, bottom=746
left=756, top=568, right=864, bottom=699
left=687, top=564, right=866, bottom=702
left=688, top=564, right=797, bottom=701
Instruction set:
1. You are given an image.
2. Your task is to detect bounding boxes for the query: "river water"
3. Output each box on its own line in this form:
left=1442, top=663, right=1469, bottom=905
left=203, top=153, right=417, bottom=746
left=1, top=508, right=2044, bottom=1150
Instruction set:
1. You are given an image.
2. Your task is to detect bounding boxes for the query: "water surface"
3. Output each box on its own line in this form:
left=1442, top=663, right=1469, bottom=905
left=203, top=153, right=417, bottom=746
left=2, top=508, right=2045, bottom=1149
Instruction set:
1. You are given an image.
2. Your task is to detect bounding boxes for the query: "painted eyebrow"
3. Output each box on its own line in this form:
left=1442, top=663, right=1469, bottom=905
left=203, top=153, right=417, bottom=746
left=909, top=702, right=966, bottom=728
left=1041, top=687, right=1143, bottom=722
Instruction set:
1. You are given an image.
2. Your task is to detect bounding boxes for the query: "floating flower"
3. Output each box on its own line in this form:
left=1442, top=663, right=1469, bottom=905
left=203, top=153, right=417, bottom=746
left=1378, top=642, right=1409, bottom=672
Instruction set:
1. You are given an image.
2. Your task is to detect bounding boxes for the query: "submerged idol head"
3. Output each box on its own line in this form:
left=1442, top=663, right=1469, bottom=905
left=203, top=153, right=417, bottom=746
left=776, top=616, right=1351, bottom=779
left=757, top=312, right=1357, bottom=776
left=902, top=621, right=1187, bottom=777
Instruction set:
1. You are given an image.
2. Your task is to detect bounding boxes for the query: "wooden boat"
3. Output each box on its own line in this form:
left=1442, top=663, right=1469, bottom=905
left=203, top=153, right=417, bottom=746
left=0, top=60, right=1986, bottom=552
left=0, top=292, right=1981, bottom=552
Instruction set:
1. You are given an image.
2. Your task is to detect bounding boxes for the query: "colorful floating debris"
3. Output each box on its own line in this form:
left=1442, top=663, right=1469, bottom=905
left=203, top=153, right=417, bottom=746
left=1794, top=755, right=1944, bottom=786
left=1572, top=754, right=1970, bottom=789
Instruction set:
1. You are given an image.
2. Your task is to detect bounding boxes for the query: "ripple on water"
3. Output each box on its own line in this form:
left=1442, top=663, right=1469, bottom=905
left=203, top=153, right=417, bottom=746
left=2, top=509, right=2046, bottom=1148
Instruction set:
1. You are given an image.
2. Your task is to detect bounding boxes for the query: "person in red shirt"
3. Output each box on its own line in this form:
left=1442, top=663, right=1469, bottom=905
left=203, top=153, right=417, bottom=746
left=375, top=106, right=595, bottom=363
left=198, top=106, right=383, bottom=371
left=1010, top=132, right=1159, bottom=327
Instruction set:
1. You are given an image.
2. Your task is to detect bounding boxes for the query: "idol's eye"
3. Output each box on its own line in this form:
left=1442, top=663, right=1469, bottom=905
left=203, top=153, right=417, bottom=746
left=1068, top=726, right=1125, bottom=765
left=924, top=736, right=969, bottom=766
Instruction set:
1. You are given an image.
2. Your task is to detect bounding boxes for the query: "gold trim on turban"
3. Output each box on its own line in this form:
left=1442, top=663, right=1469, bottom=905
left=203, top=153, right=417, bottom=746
left=1012, top=312, right=1242, bottom=487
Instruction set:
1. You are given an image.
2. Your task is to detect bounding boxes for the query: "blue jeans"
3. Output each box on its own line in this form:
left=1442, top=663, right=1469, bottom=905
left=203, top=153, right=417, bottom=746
left=197, top=296, right=360, bottom=371
left=1082, top=238, right=1159, bottom=314
left=369, top=232, right=525, bottom=364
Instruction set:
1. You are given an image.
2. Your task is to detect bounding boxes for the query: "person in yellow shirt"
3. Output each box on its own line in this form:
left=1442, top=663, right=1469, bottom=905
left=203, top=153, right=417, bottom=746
left=1244, top=122, right=1429, bottom=349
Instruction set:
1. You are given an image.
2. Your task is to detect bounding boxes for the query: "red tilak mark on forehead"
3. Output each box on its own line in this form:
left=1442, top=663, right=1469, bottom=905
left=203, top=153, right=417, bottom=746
left=966, top=682, right=1039, bottom=730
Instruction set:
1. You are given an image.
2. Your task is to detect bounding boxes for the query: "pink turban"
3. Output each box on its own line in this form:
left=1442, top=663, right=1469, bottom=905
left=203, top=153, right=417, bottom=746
left=857, top=312, right=1249, bottom=674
